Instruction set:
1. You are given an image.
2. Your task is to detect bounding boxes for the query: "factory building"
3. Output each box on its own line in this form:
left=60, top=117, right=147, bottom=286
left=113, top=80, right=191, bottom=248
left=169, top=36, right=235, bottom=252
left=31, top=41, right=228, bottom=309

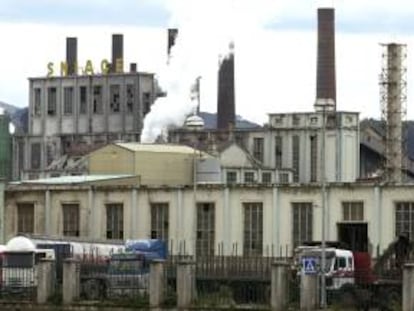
left=13, top=34, right=157, bottom=180
left=170, top=8, right=359, bottom=184
left=3, top=178, right=414, bottom=257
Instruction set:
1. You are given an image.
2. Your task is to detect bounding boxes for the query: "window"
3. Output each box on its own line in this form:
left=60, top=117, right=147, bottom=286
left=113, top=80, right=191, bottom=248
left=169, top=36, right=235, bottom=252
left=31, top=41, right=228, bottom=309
left=93, top=85, right=103, bottom=114
left=79, top=86, right=87, bottom=114
left=279, top=173, right=289, bottom=183
left=143, top=92, right=151, bottom=116
left=253, top=137, right=264, bottom=162
left=47, top=87, right=57, bottom=115
left=292, top=202, right=313, bottom=248
left=106, top=204, right=123, bottom=239
left=151, top=203, right=169, bottom=241
left=46, top=143, right=54, bottom=166
left=395, top=202, right=414, bottom=239
left=110, top=84, right=121, bottom=113
left=63, top=87, right=74, bottom=115
left=310, top=135, right=318, bottom=182
left=126, top=84, right=135, bottom=113
left=292, top=135, right=300, bottom=182
left=31, top=143, right=41, bottom=170
left=292, top=116, right=300, bottom=126
left=342, top=201, right=364, bottom=221
left=226, top=171, right=237, bottom=184
left=62, top=203, right=79, bottom=236
left=17, top=203, right=34, bottom=234
left=262, top=172, right=271, bottom=183
left=33, top=88, right=41, bottom=116
left=275, top=136, right=283, bottom=169
left=244, top=172, right=255, bottom=183
left=243, top=202, right=263, bottom=256
left=196, top=203, right=215, bottom=257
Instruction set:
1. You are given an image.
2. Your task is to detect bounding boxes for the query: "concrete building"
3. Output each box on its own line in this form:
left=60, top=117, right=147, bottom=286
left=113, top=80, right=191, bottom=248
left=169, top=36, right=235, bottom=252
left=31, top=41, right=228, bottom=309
left=3, top=178, right=412, bottom=257
left=88, top=143, right=211, bottom=186
left=13, top=34, right=157, bottom=180
left=170, top=111, right=359, bottom=184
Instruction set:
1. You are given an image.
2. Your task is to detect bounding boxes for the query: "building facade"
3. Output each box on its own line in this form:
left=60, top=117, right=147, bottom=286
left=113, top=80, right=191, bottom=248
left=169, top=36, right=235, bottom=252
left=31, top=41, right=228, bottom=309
left=13, top=34, right=157, bottom=180
left=4, top=179, right=409, bottom=258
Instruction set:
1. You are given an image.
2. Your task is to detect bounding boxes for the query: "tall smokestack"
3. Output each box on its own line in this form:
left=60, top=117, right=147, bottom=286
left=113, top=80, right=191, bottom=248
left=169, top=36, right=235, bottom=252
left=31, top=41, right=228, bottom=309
left=217, top=43, right=235, bottom=130
left=66, top=37, right=77, bottom=75
left=316, top=8, right=336, bottom=108
left=111, top=34, right=124, bottom=73
left=167, top=28, right=178, bottom=61
left=380, top=43, right=407, bottom=183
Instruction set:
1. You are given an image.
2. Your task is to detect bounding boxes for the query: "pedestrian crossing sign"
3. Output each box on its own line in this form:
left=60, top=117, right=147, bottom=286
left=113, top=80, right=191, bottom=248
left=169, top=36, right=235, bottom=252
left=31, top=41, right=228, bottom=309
left=302, top=257, right=317, bottom=274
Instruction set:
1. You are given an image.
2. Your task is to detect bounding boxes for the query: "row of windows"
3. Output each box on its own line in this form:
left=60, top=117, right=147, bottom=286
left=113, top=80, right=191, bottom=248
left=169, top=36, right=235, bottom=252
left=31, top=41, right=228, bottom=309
left=252, top=135, right=319, bottom=183
left=33, top=86, right=151, bottom=117
left=16, top=201, right=369, bottom=255
left=226, top=171, right=289, bottom=184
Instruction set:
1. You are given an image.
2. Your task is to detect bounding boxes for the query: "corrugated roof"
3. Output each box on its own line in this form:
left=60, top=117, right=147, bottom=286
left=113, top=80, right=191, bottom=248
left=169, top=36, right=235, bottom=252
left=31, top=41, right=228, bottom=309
left=13, top=174, right=136, bottom=185
left=115, top=143, right=198, bottom=154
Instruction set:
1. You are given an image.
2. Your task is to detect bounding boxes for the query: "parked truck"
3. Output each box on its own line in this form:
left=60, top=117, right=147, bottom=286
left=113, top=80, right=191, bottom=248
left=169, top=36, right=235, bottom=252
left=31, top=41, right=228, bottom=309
left=1, top=235, right=167, bottom=299
left=295, top=236, right=410, bottom=309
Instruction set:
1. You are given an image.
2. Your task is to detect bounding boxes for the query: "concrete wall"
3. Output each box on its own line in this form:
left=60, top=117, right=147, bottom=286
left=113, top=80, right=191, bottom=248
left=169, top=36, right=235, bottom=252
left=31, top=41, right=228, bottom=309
left=4, top=183, right=411, bottom=255
left=88, top=145, right=134, bottom=175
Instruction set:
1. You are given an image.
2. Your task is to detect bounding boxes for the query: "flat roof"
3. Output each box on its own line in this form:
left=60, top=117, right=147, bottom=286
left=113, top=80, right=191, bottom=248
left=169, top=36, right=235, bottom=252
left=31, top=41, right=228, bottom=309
left=11, top=174, right=137, bottom=185
left=115, top=143, right=199, bottom=154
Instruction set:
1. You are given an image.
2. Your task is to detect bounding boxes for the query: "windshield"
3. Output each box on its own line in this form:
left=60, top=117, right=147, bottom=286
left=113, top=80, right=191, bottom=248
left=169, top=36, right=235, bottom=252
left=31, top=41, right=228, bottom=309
left=4, top=253, right=34, bottom=268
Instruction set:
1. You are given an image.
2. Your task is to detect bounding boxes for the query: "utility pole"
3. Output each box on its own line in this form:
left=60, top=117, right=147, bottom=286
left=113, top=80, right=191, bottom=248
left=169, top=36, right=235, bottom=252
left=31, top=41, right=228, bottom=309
left=315, top=98, right=334, bottom=309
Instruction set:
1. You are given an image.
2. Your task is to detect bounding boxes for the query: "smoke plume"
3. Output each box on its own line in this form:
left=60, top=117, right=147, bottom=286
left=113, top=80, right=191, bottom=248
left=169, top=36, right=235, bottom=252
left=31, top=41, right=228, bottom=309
left=140, top=0, right=279, bottom=143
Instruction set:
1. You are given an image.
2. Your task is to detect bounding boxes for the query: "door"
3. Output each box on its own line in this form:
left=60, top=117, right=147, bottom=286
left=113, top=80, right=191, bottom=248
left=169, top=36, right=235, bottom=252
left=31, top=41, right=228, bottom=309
left=337, top=223, right=368, bottom=252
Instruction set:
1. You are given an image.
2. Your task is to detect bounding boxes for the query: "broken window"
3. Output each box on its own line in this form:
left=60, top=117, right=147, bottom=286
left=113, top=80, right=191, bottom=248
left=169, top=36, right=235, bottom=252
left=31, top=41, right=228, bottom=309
left=106, top=203, right=123, bottom=239
left=151, top=203, right=169, bottom=241
left=292, top=202, right=313, bottom=248
left=79, top=86, right=87, bottom=114
left=126, top=84, right=135, bottom=113
left=196, top=203, right=215, bottom=257
left=275, top=136, right=283, bottom=169
left=243, top=202, right=263, bottom=256
left=253, top=137, right=264, bottom=162
left=47, top=87, right=57, bottom=116
left=93, top=85, right=103, bottom=114
left=310, top=135, right=318, bottom=182
left=17, top=203, right=34, bottom=234
left=109, top=84, right=120, bottom=113
left=63, top=87, right=74, bottom=115
left=262, top=172, right=271, bottom=184
left=62, top=203, right=80, bottom=237
left=143, top=92, right=151, bottom=116
left=31, top=143, right=41, bottom=170
left=33, top=88, right=41, bottom=116
left=292, top=135, right=300, bottom=182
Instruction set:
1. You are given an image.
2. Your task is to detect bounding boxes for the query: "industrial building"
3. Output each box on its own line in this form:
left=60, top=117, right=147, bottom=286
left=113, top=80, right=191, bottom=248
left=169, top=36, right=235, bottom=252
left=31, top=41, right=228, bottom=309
left=12, top=34, right=157, bottom=180
left=3, top=178, right=413, bottom=257
left=1, top=5, right=413, bottom=263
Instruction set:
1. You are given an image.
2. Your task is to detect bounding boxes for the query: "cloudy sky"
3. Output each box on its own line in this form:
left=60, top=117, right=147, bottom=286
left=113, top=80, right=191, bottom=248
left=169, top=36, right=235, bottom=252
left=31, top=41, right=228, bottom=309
left=0, top=0, right=413, bottom=131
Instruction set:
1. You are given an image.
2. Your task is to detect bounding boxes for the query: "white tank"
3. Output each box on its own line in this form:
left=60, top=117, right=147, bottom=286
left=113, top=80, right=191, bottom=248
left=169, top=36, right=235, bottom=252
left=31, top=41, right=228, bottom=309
left=6, top=236, right=36, bottom=251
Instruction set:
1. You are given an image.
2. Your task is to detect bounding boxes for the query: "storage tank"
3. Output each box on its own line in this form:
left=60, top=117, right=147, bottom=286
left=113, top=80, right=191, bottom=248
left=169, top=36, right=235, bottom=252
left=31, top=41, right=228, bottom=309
left=0, top=108, right=12, bottom=180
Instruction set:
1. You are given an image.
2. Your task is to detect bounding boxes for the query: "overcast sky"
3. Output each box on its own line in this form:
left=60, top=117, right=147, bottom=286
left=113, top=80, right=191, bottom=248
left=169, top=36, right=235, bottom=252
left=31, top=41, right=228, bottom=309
left=1, top=0, right=414, bottom=128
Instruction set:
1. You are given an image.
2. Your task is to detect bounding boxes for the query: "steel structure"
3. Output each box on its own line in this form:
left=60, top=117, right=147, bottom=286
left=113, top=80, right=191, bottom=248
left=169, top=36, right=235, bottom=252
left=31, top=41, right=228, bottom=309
left=380, top=43, right=407, bottom=183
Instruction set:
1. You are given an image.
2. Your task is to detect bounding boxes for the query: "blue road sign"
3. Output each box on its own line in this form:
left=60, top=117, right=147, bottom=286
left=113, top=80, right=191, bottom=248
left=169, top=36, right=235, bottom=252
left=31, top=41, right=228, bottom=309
left=302, top=257, right=317, bottom=274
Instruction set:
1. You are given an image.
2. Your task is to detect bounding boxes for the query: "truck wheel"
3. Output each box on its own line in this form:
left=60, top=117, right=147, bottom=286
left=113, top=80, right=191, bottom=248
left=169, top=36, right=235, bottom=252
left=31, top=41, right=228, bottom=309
left=83, top=279, right=103, bottom=300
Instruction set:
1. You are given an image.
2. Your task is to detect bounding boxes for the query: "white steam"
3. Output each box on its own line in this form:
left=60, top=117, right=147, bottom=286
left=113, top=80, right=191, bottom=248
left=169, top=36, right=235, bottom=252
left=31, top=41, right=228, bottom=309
left=140, top=0, right=280, bottom=143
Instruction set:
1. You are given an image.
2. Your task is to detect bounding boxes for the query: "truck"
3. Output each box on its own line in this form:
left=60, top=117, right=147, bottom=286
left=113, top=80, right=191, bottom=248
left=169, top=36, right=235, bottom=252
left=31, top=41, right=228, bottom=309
left=295, top=236, right=409, bottom=309
left=1, top=235, right=167, bottom=299
left=1, top=235, right=124, bottom=296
